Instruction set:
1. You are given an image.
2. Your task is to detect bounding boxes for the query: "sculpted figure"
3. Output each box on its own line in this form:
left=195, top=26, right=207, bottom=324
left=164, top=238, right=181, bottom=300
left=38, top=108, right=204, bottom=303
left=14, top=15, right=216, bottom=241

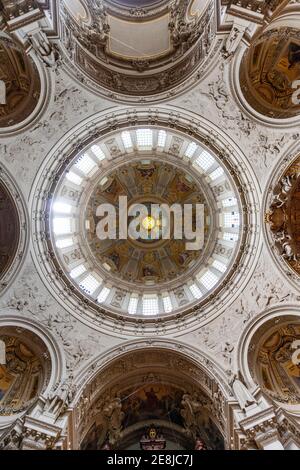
left=169, top=0, right=201, bottom=54
left=45, top=376, right=76, bottom=419
left=29, top=31, right=59, bottom=67
left=274, top=232, right=297, bottom=261
left=102, top=397, right=124, bottom=445
left=230, top=375, right=256, bottom=412
left=181, top=393, right=207, bottom=438
left=272, top=175, right=295, bottom=208
left=222, top=26, right=245, bottom=59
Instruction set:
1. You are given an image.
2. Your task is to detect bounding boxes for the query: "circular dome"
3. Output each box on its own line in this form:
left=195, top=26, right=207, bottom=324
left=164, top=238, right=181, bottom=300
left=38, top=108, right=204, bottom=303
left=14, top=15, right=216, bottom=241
left=239, top=27, right=300, bottom=120
left=0, top=181, right=19, bottom=282
left=31, top=108, right=260, bottom=334
left=247, top=317, right=300, bottom=406
left=0, top=326, right=51, bottom=416
left=60, top=0, right=218, bottom=102
left=83, top=159, right=215, bottom=289
left=265, top=152, right=300, bottom=286
left=49, top=126, right=241, bottom=318
left=0, top=168, right=27, bottom=295
left=0, top=32, right=41, bottom=128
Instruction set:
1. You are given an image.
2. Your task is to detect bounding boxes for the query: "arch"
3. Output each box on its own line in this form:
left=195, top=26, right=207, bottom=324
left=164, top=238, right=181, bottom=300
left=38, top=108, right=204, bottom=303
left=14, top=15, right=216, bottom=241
left=0, top=315, right=66, bottom=431
left=70, top=339, right=233, bottom=450
left=0, top=315, right=66, bottom=400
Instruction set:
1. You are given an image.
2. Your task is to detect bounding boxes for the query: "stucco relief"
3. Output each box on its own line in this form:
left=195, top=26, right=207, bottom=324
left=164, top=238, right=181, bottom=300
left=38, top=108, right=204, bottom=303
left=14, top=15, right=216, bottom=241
left=0, top=262, right=120, bottom=372
left=2, top=59, right=295, bottom=198
left=0, top=69, right=111, bottom=192
left=182, top=247, right=300, bottom=370
left=177, top=62, right=299, bottom=183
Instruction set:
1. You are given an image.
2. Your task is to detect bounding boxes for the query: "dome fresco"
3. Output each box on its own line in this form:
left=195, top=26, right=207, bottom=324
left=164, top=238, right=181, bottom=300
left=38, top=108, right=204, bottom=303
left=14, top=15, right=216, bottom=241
left=0, top=327, right=51, bottom=416
left=84, top=160, right=212, bottom=287
left=240, top=27, right=300, bottom=119
left=248, top=319, right=300, bottom=406
left=0, top=32, right=41, bottom=128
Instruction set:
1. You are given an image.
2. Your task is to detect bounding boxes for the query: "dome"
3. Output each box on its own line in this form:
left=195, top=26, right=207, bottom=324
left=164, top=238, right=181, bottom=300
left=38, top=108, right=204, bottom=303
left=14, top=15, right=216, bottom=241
left=0, top=326, right=52, bottom=416
left=83, top=159, right=213, bottom=288
left=0, top=32, right=41, bottom=128
left=48, top=126, right=242, bottom=318
left=239, top=27, right=300, bottom=119
left=248, top=317, right=300, bottom=406
left=0, top=180, right=20, bottom=282
left=60, top=0, right=217, bottom=100
left=266, top=152, right=300, bottom=285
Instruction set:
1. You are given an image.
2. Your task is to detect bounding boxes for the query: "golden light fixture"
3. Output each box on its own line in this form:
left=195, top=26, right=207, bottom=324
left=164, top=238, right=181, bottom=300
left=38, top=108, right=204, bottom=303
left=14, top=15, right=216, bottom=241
left=142, top=216, right=156, bottom=231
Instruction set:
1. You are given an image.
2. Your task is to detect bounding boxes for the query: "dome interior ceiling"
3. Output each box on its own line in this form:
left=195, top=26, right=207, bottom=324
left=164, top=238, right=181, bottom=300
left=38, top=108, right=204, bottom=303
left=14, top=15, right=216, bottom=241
left=248, top=319, right=300, bottom=406
left=0, top=0, right=299, bottom=452
left=0, top=181, right=20, bottom=280
left=240, top=27, right=300, bottom=119
left=49, top=126, right=242, bottom=318
left=84, top=159, right=212, bottom=286
left=0, top=32, right=41, bottom=127
left=0, top=327, right=51, bottom=416
left=60, top=0, right=217, bottom=96
left=107, top=14, right=171, bottom=60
